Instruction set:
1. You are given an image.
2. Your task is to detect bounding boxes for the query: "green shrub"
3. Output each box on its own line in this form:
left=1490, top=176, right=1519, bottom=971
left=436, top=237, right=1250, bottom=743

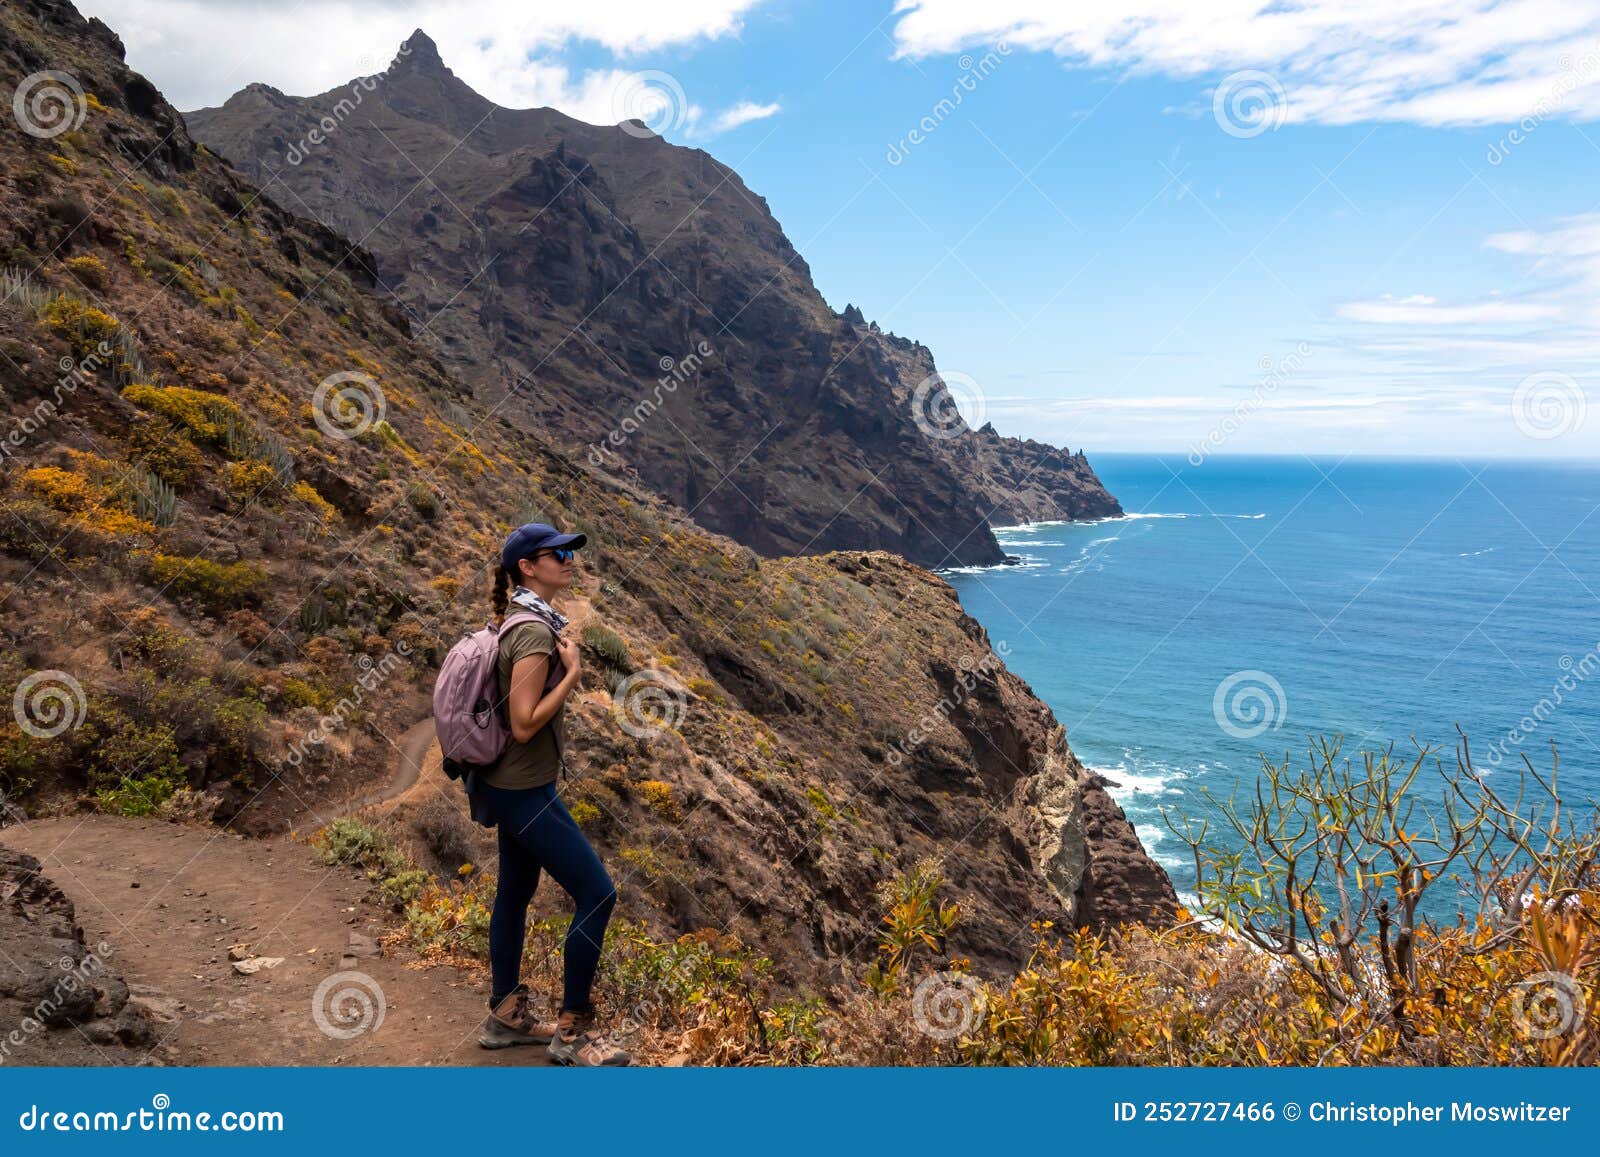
left=405, top=874, right=495, bottom=957
left=312, top=817, right=405, bottom=875
left=580, top=624, right=633, bottom=691
left=88, top=717, right=184, bottom=789
left=125, top=417, right=204, bottom=488
left=281, top=676, right=334, bottom=711
left=405, top=482, right=438, bottom=520
left=95, top=773, right=180, bottom=816
left=208, top=694, right=267, bottom=764
left=381, top=869, right=431, bottom=910
left=140, top=551, right=266, bottom=612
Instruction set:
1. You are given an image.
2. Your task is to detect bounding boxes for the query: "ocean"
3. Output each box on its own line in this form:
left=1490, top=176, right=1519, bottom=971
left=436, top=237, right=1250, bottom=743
left=943, top=454, right=1600, bottom=904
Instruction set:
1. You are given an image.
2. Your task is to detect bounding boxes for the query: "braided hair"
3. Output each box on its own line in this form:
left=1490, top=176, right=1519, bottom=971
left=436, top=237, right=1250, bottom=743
left=490, top=561, right=518, bottom=622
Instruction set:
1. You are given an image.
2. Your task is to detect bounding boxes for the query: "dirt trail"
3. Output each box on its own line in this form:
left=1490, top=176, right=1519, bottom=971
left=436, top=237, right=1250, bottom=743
left=285, top=716, right=437, bottom=834
left=1, top=728, right=550, bottom=1067
left=0, top=594, right=605, bottom=1066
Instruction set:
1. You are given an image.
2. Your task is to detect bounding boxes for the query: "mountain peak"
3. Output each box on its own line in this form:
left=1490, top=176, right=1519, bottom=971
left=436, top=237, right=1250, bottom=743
left=391, top=29, right=446, bottom=75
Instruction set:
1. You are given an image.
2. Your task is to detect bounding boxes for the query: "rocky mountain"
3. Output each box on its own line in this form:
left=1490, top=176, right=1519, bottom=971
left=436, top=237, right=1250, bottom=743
left=0, top=0, right=1171, bottom=1000
left=186, top=33, right=1121, bottom=569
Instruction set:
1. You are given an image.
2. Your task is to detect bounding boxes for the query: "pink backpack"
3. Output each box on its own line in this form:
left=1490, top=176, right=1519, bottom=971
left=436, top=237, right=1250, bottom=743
left=433, top=611, right=565, bottom=774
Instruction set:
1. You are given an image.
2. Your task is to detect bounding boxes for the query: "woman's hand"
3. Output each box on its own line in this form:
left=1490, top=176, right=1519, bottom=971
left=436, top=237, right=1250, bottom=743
left=556, top=634, right=581, bottom=679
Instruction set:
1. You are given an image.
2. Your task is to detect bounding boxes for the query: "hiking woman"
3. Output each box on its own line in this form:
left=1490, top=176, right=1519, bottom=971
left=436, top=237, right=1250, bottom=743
left=477, top=522, right=630, bottom=1066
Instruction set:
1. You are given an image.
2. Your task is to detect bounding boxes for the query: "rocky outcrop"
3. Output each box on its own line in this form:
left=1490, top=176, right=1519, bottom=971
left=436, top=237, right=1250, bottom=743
left=186, top=33, right=1122, bottom=569
left=0, top=845, right=156, bottom=1064
left=1027, top=727, right=1178, bottom=924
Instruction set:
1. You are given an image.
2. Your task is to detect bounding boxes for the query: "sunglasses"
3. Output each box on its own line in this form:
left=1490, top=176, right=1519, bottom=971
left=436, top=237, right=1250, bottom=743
left=533, top=547, right=575, bottom=563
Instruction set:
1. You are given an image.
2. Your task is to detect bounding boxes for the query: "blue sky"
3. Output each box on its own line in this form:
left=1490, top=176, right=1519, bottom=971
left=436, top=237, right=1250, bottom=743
left=83, top=1, right=1600, bottom=459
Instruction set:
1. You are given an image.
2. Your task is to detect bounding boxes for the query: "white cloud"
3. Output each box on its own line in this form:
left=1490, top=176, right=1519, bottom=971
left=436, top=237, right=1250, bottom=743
left=889, top=0, right=1600, bottom=127
left=709, top=99, right=783, bottom=134
left=1337, top=294, right=1561, bottom=324
left=77, top=0, right=774, bottom=137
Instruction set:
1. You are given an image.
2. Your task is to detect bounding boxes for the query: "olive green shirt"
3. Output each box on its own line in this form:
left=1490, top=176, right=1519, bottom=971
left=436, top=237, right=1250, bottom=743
left=485, top=618, right=565, bottom=789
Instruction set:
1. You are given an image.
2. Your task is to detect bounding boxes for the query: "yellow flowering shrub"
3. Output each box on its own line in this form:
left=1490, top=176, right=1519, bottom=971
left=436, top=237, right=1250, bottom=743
left=20, top=465, right=95, bottom=511
left=291, top=480, right=338, bottom=524
left=42, top=295, right=119, bottom=357
left=223, top=459, right=278, bottom=501
left=64, top=254, right=107, bottom=290
left=121, top=383, right=241, bottom=444
left=633, top=779, right=682, bottom=821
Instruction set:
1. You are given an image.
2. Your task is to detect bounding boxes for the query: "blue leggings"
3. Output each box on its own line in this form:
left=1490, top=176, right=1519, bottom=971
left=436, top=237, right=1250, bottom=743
left=482, top=781, right=617, bottom=1013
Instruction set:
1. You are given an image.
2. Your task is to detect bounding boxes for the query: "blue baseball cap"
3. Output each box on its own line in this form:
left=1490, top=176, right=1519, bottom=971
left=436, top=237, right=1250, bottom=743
left=501, top=522, right=587, bottom=569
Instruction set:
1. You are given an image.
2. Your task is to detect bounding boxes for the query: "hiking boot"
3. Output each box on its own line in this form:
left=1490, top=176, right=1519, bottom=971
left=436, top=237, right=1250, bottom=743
left=479, top=984, right=557, bottom=1049
left=546, top=1007, right=632, bottom=1066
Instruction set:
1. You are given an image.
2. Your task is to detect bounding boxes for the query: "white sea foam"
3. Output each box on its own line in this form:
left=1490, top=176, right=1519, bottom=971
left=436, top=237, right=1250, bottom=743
left=942, top=557, right=1049, bottom=574
left=992, top=519, right=1068, bottom=532
left=1132, top=823, right=1189, bottom=870
left=1458, top=546, right=1498, bottom=558
left=1089, top=756, right=1187, bottom=798
left=996, top=511, right=1264, bottom=532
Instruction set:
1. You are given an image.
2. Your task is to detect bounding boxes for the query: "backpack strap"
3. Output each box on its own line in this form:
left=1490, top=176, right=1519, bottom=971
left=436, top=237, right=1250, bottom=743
left=492, top=612, right=569, bottom=770
left=494, top=610, right=546, bottom=637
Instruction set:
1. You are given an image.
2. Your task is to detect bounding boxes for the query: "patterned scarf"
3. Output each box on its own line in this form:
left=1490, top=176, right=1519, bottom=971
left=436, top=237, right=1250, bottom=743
left=508, top=585, right=568, bottom=633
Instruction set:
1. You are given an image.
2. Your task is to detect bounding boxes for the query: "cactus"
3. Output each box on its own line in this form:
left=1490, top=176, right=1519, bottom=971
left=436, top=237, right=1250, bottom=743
left=132, top=467, right=178, bottom=527
left=260, top=431, right=295, bottom=482
left=298, top=595, right=329, bottom=636
left=110, top=327, right=146, bottom=387
left=223, top=411, right=255, bottom=459
left=0, top=266, right=56, bottom=314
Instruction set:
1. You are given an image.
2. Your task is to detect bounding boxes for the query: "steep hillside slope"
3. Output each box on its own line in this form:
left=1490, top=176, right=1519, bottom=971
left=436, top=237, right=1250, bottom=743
left=187, top=33, right=1121, bottom=569
left=0, top=0, right=1172, bottom=994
